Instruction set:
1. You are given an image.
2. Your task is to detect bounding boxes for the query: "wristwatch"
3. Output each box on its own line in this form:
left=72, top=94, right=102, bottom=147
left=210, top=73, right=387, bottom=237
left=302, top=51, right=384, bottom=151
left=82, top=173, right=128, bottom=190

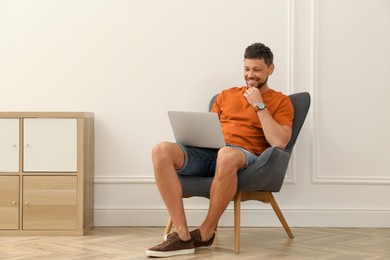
left=254, top=102, right=266, bottom=112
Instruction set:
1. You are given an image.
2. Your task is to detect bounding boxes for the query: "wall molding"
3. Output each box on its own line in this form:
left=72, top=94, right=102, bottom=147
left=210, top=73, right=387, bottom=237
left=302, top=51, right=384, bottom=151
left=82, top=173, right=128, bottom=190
left=284, top=0, right=296, bottom=185
left=309, top=0, right=390, bottom=185
left=94, top=175, right=295, bottom=185
left=94, top=175, right=155, bottom=184
left=310, top=176, right=390, bottom=185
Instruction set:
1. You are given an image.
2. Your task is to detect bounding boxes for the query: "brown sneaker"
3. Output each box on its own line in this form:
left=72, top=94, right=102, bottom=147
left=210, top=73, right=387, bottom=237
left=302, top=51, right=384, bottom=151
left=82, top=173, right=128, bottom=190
left=190, top=229, right=215, bottom=249
left=145, top=232, right=194, bottom=257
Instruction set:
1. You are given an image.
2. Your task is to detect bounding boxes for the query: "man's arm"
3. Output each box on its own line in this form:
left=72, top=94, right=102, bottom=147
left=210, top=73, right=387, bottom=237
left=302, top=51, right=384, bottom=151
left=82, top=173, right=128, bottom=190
left=255, top=110, right=292, bottom=149
left=244, top=88, right=292, bottom=149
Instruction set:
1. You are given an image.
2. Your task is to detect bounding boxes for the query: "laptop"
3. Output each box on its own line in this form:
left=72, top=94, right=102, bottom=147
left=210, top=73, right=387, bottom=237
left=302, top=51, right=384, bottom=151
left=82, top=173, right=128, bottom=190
left=167, top=111, right=226, bottom=149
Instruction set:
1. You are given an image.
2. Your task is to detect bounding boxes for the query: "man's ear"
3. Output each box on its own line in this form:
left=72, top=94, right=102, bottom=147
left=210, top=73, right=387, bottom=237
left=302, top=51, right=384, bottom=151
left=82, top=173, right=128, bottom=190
left=268, top=64, right=275, bottom=75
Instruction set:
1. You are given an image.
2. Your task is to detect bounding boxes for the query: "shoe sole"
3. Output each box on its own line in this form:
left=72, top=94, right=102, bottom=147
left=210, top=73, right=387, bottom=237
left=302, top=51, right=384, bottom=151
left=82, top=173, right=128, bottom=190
left=145, top=248, right=194, bottom=257
left=195, top=245, right=212, bottom=250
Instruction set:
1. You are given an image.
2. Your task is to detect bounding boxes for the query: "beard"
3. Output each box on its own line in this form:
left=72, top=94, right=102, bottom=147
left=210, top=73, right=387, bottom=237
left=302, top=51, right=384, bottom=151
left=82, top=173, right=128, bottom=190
left=246, top=75, right=269, bottom=90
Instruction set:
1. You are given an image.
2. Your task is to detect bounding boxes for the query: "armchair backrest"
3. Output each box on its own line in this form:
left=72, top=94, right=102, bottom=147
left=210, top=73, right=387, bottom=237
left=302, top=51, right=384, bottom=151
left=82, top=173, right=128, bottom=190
left=209, top=92, right=311, bottom=153
left=284, top=92, right=311, bottom=152
left=209, top=95, right=218, bottom=111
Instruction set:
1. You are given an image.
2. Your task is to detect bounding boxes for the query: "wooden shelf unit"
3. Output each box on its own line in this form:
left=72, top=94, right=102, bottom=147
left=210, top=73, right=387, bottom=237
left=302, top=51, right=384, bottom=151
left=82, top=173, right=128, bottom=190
left=0, top=112, right=94, bottom=235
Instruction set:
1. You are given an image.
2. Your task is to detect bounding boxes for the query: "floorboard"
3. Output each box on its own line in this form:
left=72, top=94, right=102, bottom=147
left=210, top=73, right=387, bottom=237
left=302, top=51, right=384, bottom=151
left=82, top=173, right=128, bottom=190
left=0, top=227, right=389, bottom=259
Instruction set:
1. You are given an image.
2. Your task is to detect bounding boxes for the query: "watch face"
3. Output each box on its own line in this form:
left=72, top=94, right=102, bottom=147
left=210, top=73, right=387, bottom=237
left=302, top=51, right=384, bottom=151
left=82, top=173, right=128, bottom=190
left=258, top=103, right=265, bottom=110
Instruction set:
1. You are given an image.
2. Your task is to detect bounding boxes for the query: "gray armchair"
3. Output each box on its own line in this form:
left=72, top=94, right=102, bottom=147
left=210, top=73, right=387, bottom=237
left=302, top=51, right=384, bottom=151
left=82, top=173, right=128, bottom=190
left=164, top=92, right=311, bottom=253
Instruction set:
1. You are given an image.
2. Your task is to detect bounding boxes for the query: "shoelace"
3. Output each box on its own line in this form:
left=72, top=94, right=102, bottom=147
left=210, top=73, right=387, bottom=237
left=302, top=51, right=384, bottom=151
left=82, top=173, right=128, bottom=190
left=160, top=233, right=177, bottom=246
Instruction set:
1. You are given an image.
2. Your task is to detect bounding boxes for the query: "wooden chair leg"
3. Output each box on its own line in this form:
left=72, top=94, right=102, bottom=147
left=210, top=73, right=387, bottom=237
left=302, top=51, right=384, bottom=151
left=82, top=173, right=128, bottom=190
left=234, top=192, right=241, bottom=254
left=163, top=217, right=174, bottom=241
left=268, top=192, right=294, bottom=239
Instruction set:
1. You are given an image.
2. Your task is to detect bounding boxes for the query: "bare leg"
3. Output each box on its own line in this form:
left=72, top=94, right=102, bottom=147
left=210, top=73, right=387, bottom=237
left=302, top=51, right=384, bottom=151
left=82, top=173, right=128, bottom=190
left=199, top=147, right=246, bottom=240
left=152, top=142, right=191, bottom=241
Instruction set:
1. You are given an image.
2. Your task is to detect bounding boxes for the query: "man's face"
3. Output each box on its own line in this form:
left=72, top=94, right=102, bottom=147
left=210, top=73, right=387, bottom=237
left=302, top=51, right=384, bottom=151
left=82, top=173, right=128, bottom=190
left=244, top=58, right=274, bottom=89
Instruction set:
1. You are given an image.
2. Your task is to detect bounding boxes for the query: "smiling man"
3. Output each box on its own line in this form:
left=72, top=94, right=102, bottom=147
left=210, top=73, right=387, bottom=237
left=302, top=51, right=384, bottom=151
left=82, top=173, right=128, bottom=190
left=146, top=42, right=294, bottom=257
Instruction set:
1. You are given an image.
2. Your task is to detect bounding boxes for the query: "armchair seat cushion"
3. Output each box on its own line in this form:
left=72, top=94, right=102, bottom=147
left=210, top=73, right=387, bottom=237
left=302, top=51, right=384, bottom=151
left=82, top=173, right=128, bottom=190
left=179, top=146, right=290, bottom=198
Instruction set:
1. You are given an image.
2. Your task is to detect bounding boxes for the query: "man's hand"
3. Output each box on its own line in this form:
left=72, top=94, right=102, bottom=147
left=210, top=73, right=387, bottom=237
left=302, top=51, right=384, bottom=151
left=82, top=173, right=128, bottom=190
left=243, top=87, right=263, bottom=107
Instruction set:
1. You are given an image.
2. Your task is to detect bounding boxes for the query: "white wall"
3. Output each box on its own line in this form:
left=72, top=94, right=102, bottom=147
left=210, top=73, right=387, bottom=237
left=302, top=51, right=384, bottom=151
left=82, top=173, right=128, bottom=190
left=1, top=0, right=389, bottom=227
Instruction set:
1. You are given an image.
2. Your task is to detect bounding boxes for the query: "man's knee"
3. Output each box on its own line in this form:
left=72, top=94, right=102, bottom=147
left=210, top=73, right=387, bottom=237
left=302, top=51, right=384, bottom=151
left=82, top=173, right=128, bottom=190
left=152, top=142, right=184, bottom=169
left=152, top=142, right=170, bottom=158
left=152, top=142, right=174, bottom=164
left=216, top=147, right=246, bottom=170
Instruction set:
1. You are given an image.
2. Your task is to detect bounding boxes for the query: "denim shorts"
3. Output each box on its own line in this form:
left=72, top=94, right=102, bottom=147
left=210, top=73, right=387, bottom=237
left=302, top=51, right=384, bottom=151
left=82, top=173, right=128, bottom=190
left=176, top=144, right=258, bottom=177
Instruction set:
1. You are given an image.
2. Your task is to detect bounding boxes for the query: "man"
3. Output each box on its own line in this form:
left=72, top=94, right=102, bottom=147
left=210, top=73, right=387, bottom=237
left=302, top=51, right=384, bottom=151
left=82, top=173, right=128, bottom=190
left=146, top=42, right=294, bottom=257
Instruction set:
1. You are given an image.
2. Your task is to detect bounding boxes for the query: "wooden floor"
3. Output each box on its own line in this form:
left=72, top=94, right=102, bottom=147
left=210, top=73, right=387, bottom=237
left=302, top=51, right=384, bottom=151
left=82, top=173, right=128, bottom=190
left=0, top=227, right=389, bottom=259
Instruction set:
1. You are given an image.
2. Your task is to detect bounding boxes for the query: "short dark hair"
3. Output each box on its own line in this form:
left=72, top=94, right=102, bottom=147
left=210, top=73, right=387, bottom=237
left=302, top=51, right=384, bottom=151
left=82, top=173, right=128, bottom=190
left=244, top=42, right=274, bottom=66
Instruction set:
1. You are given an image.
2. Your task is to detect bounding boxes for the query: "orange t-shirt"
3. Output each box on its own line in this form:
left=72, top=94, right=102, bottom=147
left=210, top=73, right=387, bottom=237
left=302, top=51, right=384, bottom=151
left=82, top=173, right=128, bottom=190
left=211, top=86, right=294, bottom=155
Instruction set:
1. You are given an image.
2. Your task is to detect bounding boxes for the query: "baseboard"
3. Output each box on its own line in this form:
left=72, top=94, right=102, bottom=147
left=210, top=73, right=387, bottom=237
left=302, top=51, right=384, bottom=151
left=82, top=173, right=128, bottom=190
left=93, top=206, right=390, bottom=228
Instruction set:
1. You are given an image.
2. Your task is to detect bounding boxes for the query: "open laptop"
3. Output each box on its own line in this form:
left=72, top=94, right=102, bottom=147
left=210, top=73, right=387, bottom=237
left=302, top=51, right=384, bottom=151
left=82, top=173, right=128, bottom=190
left=167, top=111, right=225, bottom=149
